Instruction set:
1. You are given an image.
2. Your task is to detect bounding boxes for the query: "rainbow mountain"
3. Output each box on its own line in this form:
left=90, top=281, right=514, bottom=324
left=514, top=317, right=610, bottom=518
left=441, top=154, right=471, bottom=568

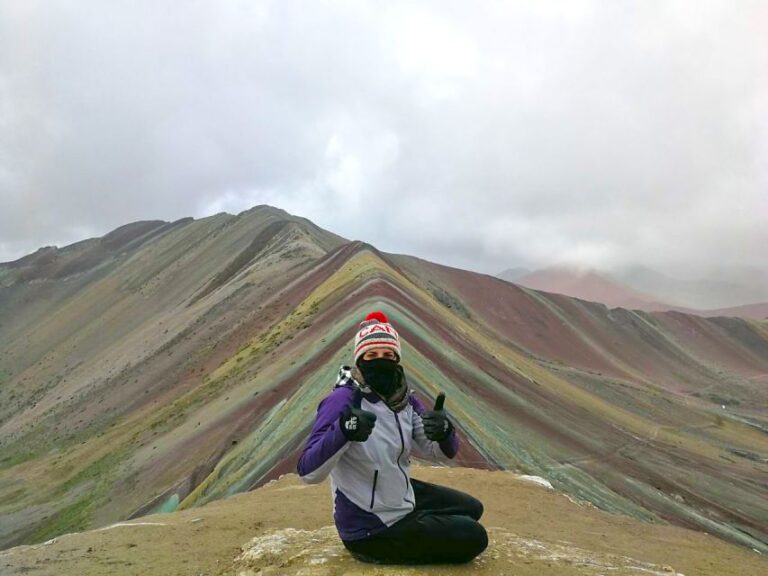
left=1, top=205, right=767, bottom=555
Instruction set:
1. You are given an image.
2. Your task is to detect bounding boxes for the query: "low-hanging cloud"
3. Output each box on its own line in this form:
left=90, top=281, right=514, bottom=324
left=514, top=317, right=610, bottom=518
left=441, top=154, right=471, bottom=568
left=1, top=0, right=766, bottom=279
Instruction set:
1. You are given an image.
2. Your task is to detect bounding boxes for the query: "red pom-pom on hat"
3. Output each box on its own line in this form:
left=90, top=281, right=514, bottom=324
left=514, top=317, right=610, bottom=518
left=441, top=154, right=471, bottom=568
left=365, top=310, right=389, bottom=323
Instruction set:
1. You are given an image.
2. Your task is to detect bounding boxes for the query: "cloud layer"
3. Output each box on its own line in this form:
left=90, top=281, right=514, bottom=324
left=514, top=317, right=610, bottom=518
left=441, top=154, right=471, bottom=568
left=1, top=0, right=766, bottom=278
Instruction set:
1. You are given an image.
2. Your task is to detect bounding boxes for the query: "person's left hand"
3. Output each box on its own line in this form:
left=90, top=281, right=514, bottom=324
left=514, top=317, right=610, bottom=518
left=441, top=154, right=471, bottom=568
left=422, top=392, right=454, bottom=441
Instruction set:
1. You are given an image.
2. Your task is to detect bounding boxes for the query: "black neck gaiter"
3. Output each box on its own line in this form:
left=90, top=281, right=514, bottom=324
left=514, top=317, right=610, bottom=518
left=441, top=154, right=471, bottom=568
left=357, top=357, right=401, bottom=399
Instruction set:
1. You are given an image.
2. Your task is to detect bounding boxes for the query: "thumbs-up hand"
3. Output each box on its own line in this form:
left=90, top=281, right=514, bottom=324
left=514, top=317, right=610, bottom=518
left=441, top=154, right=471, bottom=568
left=422, top=392, right=454, bottom=441
left=339, top=404, right=377, bottom=442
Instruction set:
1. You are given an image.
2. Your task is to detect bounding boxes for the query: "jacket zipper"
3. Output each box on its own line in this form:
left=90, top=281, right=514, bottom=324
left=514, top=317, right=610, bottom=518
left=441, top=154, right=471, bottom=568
left=369, top=469, right=378, bottom=509
left=392, top=410, right=415, bottom=506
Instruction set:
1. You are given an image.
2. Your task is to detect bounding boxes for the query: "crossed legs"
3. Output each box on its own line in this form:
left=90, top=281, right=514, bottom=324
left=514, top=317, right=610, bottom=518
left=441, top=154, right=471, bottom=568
left=342, top=478, right=488, bottom=565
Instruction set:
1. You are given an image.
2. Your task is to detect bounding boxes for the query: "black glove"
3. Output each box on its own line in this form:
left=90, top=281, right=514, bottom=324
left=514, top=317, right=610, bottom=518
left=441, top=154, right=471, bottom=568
left=422, top=392, right=454, bottom=442
left=339, top=405, right=377, bottom=442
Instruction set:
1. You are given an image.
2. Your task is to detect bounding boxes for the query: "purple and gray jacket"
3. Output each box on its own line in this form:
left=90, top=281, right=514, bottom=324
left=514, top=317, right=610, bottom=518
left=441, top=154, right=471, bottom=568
left=296, top=364, right=459, bottom=541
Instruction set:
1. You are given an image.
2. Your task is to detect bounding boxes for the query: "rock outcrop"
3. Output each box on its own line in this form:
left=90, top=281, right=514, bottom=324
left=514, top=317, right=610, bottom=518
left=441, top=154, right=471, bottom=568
left=2, top=466, right=765, bottom=576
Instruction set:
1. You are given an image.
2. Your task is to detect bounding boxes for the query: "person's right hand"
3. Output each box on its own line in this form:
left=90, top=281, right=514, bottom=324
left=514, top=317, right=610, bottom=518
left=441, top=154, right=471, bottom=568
left=339, top=405, right=377, bottom=441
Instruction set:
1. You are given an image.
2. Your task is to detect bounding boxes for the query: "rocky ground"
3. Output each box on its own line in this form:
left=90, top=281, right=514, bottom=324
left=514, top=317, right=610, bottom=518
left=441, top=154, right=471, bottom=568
left=1, top=465, right=765, bottom=575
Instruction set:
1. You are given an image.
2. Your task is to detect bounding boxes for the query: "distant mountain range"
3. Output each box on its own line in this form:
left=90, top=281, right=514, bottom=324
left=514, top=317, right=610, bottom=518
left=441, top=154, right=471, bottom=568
left=1, top=205, right=767, bottom=556
left=499, top=265, right=768, bottom=321
left=496, top=267, right=531, bottom=283
left=615, top=263, right=768, bottom=310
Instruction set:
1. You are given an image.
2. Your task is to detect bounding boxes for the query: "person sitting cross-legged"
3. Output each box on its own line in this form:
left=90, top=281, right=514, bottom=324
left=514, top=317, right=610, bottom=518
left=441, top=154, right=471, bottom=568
left=296, top=310, right=488, bottom=565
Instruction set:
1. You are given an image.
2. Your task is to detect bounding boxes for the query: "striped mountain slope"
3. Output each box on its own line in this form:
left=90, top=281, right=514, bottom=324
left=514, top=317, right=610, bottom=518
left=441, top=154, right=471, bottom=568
left=0, top=206, right=766, bottom=557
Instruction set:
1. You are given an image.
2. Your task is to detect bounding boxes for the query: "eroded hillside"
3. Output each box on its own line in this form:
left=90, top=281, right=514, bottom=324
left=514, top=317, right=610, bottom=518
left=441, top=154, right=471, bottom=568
left=1, top=205, right=767, bottom=558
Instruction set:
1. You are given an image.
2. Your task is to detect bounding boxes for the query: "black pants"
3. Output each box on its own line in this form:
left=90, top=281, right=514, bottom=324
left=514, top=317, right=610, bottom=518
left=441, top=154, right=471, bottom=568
left=342, top=478, right=488, bottom=565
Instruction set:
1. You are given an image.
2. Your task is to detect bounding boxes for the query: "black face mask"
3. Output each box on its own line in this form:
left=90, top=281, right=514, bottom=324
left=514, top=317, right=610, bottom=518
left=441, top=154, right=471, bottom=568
left=357, top=357, right=401, bottom=398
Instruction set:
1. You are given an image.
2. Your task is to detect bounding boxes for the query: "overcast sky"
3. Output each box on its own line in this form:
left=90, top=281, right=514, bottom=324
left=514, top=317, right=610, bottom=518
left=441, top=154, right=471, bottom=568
left=1, top=0, right=766, bottom=278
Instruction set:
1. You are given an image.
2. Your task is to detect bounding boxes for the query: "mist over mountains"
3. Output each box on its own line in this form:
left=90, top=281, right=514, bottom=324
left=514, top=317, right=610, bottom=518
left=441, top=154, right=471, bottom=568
left=498, top=264, right=768, bottom=320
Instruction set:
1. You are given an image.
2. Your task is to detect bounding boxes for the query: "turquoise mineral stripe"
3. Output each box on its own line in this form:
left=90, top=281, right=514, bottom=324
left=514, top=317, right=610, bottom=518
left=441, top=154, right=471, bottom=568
left=343, top=300, right=660, bottom=520
left=622, top=476, right=768, bottom=555
left=182, top=298, right=659, bottom=524
left=156, top=493, right=179, bottom=514
left=184, top=345, right=355, bottom=505
left=396, top=333, right=658, bottom=522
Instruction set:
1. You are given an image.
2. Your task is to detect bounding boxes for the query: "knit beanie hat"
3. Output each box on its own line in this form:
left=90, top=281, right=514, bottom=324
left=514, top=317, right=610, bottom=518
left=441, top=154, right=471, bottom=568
left=354, top=311, right=402, bottom=365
